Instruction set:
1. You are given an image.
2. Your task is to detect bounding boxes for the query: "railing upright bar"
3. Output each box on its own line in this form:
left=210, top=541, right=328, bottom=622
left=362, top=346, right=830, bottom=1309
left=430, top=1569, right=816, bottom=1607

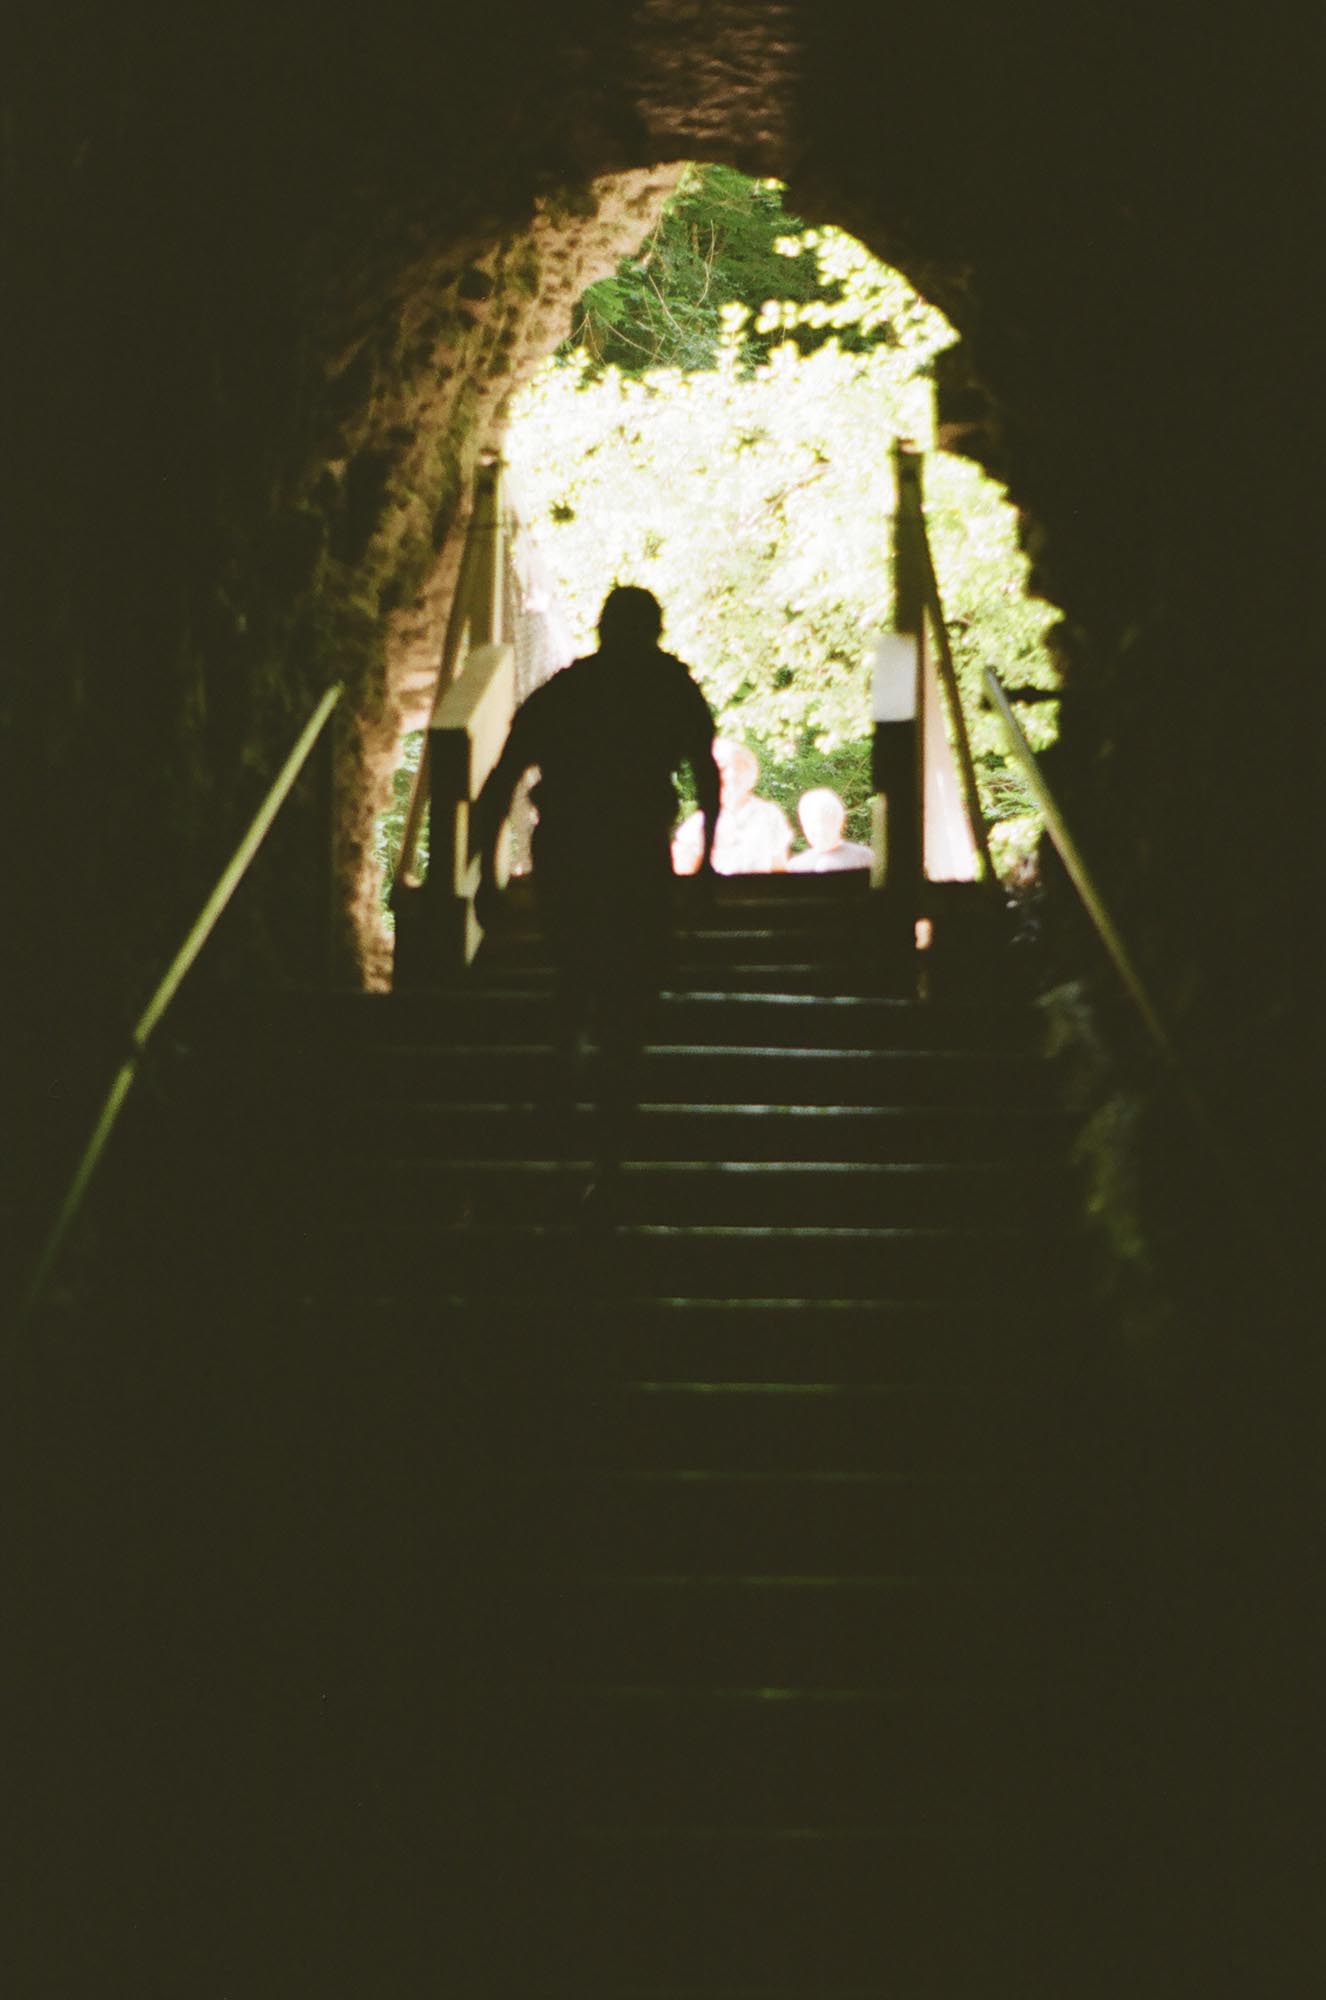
left=392, top=738, right=433, bottom=894
left=893, top=444, right=995, bottom=881
left=394, top=531, right=475, bottom=891
left=19, top=679, right=344, bottom=1322
left=393, top=462, right=502, bottom=891
left=880, top=446, right=925, bottom=904
left=913, top=525, right=997, bottom=882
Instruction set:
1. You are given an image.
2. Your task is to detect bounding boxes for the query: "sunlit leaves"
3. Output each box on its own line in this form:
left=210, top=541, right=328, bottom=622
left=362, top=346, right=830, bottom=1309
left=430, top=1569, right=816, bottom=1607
left=504, top=186, right=1060, bottom=869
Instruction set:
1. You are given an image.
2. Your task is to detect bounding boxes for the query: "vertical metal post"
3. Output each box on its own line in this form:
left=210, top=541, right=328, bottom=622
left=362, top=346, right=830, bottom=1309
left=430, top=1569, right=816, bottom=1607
left=872, top=442, right=926, bottom=955
left=468, top=458, right=504, bottom=650
left=892, top=441, right=928, bottom=885
left=393, top=460, right=506, bottom=988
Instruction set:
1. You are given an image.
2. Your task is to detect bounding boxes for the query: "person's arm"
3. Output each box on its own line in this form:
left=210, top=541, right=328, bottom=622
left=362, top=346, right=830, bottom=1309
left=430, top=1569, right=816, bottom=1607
left=769, top=805, right=793, bottom=872
left=671, top=811, right=705, bottom=875
left=680, top=676, right=720, bottom=874
left=693, top=742, right=720, bottom=873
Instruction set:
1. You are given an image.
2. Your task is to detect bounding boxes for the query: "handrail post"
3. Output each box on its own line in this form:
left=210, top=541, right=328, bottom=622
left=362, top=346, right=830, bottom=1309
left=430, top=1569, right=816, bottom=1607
left=911, top=495, right=996, bottom=885
left=394, top=636, right=517, bottom=988
left=392, top=460, right=505, bottom=985
left=870, top=443, right=926, bottom=953
left=427, top=641, right=516, bottom=973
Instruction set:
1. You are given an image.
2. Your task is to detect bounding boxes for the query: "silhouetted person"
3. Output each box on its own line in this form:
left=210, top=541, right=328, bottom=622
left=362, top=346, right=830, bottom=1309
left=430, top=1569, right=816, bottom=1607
left=672, top=738, right=792, bottom=874
left=788, top=786, right=873, bottom=872
left=476, top=586, right=719, bottom=1137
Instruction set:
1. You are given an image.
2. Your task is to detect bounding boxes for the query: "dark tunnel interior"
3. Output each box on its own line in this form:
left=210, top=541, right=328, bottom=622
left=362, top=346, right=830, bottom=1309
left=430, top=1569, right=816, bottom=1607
left=2, top=4, right=1317, bottom=1992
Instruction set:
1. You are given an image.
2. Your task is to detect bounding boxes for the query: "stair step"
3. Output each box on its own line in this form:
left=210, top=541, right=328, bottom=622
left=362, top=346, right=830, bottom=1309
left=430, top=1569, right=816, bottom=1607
left=471, top=1378, right=1038, bottom=1475
left=356, top=1044, right=1050, bottom=1107
left=449, top=1683, right=1036, bottom=1831
left=317, top=1158, right=1065, bottom=1230
left=300, top=988, right=1040, bottom=1053
left=513, top=1570, right=1040, bottom=1687
left=464, top=961, right=929, bottom=996
left=425, top=1824, right=1041, bottom=1987
left=482, top=930, right=878, bottom=969
left=476, top=1466, right=1037, bottom=1572
left=283, top=1292, right=1058, bottom=1386
left=333, top=1098, right=1069, bottom=1163
left=302, top=1222, right=1074, bottom=1300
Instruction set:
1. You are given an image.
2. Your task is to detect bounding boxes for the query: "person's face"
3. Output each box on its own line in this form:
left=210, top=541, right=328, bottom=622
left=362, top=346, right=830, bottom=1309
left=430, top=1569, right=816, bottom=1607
left=800, top=797, right=845, bottom=849
left=716, top=748, right=755, bottom=809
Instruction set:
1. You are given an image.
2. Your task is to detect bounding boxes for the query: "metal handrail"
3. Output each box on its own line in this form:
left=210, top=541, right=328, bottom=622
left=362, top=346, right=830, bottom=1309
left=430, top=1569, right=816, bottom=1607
left=392, top=463, right=505, bottom=894
left=914, top=524, right=997, bottom=884
left=18, top=680, right=344, bottom=1322
left=982, top=665, right=1283, bottom=1265
left=983, top=671, right=1172, bottom=1055
left=890, top=443, right=996, bottom=884
left=392, top=523, right=476, bottom=892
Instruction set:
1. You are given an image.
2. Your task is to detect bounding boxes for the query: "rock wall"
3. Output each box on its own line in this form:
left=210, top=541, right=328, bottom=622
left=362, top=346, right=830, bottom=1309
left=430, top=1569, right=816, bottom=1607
left=3, top=1, right=1313, bottom=1285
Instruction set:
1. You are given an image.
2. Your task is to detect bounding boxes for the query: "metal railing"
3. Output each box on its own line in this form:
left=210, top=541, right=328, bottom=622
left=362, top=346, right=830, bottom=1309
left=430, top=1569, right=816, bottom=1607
left=18, top=681, right=344, bottom=1323
left=391, top=461, right=518, bottom=985
left=982, top=672, right=1172, bottom=1054
left=392, top=460, right=505, bottom=898
left=893, top=443, right=996, bottom=884
left=891, top=451, right=1277, bottom=1263
left=982, top=665, right=1284, bottom=1270
left=874, top=445, right=998, bottom=903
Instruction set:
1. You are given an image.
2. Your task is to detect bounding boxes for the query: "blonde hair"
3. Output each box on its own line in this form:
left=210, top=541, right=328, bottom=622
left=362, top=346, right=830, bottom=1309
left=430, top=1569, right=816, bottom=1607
left=798, top=787, right=847, bottom=843
left=714, top=738, right=759, bottom=787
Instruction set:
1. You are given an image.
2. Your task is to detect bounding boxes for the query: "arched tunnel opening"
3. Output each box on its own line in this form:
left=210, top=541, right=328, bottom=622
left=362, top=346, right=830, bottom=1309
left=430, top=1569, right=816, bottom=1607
left=3, top=7, right=1314, bottom=1993
left=370, top=166, right=1063, bottom=938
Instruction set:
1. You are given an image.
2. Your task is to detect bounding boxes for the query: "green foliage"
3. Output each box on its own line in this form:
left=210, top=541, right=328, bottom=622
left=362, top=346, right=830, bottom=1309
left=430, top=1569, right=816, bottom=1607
left=508, top=190, right=1059, bottom=866
left=375, top=728, right=425, bottom=925
left=565, top=166, right=899, bottom=378
left=378, top=172, right=1061, bottom=903
left=922, top=450, right=1060, bottom=841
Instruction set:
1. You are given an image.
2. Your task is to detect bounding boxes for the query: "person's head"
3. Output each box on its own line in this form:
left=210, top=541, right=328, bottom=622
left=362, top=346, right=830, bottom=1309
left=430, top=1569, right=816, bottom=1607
left=598, top=585, right=663, bottom=651
left=713, top=738, right=759, bottom=810
left=798, top=787, right=847, bottom=852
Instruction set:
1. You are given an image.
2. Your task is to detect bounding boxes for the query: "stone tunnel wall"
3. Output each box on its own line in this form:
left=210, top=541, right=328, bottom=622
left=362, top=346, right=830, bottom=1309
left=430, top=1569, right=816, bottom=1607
left=3, top=1, right=1313, bottom=1292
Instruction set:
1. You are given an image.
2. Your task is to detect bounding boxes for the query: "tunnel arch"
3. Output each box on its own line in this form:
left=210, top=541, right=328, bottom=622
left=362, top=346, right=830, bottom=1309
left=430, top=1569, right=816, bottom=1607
left=290, top=159, right=971, bottom=983
left=6, top=1, right=1312, bottom=1278
left=349, top=165, right=1039, bottom=982
left=4, top=21, right=1314, bottom=1980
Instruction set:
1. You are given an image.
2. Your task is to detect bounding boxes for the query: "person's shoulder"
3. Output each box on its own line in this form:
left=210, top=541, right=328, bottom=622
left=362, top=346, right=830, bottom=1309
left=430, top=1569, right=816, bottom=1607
left=525, top=656, right=594, bottom=709
left=644, top=656, right=696, bottom=696
left=653, top=649, right=705, bottom=689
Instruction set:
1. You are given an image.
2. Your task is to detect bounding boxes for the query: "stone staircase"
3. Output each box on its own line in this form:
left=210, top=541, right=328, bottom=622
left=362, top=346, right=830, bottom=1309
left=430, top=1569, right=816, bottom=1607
left=260, top=876, right=1074, bottom=1993
left=46, top=875, right=1083, bottom=1994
